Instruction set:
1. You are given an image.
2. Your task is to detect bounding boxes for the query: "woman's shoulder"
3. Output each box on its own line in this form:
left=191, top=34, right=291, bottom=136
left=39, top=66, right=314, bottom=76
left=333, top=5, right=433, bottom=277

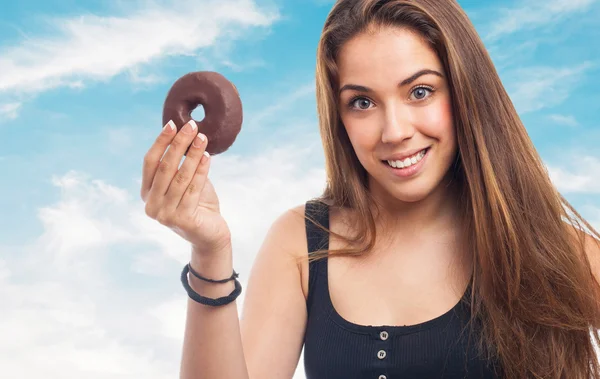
left=268, top=203, right=309, bottom=250
left=274, top=199, right=335, bottom=237
left=268, top=200, right=351, bottom=258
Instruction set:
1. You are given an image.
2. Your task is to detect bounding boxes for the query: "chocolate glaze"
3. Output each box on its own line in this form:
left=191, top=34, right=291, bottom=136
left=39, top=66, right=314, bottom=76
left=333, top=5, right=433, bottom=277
left=162, top=71, right=243, bottom=155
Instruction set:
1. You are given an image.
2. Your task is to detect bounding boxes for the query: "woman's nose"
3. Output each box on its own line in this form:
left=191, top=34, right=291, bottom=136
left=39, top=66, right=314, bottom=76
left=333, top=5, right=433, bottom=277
left=381, top=104, right=416, bottom=144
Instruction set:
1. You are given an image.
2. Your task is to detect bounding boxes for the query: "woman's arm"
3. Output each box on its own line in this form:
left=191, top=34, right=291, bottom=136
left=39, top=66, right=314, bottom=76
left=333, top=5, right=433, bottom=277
left=180, top=206, right=309, bottom=379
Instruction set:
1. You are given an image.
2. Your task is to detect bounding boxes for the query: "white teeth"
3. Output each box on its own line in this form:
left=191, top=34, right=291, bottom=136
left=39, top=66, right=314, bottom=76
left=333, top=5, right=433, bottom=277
left=386, top=148, right=427, bottom=169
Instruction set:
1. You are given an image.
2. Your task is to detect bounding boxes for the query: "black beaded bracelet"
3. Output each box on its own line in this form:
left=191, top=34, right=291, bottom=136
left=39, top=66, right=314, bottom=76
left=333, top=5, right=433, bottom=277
left=188, top=262, right=239, bottom=283
left=181, top=263, right=242, bottom=307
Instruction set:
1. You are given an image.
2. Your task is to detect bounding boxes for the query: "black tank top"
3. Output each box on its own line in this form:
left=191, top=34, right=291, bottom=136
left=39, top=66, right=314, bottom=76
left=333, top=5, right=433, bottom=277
left=302, top=200, right=501, bottom=379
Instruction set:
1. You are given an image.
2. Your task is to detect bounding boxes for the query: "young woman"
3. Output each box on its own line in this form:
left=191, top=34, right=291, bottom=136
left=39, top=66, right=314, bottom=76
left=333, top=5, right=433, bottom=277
left=141, top=0, right=600, bottom=378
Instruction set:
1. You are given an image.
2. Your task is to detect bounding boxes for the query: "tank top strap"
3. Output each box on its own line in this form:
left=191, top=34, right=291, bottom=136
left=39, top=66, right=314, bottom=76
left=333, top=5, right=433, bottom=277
left=304, top=199, right=330, bottom=313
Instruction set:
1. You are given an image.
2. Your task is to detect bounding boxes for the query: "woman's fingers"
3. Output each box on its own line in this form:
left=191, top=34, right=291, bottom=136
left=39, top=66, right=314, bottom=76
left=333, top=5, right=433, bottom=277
left=178, top=148, right=211, bottom=215
left=162, top=132, right=209, bottom=215
left=141, top=120, right=229, bottom=251
left=144, top=120, right=198, bottom=209
left=141, top=120, right=177, bottom=202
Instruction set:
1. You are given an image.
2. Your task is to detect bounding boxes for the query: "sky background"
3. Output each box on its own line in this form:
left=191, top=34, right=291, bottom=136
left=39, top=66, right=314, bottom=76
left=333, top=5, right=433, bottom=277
left=1, top=0, right=599, bottom=378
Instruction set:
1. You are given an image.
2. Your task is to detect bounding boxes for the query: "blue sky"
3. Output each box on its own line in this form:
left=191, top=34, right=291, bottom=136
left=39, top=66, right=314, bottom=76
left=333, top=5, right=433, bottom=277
left=1, top=0, right=599, bottom=377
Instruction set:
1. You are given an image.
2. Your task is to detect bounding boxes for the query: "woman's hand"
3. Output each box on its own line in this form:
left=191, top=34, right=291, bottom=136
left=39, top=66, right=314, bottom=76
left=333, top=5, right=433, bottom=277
left=141, top=120, right=232, bottom=257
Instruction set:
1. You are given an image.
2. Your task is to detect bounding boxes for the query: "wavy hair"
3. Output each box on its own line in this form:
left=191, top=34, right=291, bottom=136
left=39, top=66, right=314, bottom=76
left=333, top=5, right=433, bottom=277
left=296, top=0, right=600, bottom=378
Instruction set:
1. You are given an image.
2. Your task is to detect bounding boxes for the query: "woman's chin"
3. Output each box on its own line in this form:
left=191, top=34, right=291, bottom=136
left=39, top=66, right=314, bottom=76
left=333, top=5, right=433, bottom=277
left=391, top=191, right=430, bottom=204
left=379, top=183, right=432, bottom=204
left=369, top=172, right=447, bottom=205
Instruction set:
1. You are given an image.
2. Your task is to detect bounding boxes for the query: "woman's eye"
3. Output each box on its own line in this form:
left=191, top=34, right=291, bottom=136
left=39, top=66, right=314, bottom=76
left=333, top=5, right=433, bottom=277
left=347, top=88, right=433, bottom=110
left=350, top=98, right=373, bottom=110
left=410, top=86, right=434, bottom=101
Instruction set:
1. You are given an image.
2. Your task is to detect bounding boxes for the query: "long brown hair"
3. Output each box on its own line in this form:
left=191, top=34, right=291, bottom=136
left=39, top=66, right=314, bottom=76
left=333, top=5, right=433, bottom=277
left=296, top=0, right=600, bottom=377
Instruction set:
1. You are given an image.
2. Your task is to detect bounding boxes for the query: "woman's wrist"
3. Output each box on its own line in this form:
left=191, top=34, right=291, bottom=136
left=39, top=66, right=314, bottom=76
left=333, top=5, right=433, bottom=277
left=188, top=245, right=235, bottom=297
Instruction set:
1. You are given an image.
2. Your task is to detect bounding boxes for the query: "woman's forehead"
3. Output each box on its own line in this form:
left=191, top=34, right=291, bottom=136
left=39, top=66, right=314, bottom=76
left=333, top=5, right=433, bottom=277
left=337, top=28, right=442, bottom=86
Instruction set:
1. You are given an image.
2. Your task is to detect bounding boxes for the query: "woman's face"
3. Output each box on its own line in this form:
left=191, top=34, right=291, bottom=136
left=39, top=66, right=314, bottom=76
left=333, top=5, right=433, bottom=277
left=337, top=26, right=457, bottom=205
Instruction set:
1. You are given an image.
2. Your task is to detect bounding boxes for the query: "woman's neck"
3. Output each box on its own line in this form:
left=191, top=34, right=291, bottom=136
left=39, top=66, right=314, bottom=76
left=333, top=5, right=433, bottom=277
left=370, top=173, right=462, bottom=242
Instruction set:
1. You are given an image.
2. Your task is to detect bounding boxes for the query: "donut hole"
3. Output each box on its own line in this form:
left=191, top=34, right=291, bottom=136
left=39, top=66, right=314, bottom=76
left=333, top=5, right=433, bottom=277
left=191, top=104, right=205, bottom=123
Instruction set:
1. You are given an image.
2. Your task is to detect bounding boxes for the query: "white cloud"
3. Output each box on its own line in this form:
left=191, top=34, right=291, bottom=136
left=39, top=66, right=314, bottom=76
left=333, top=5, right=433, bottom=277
left=0, top=0, right=278, bottom=96
left=547, top=155, right=600, bottom=193
left=0, top=141, right=323, bottom=378
left=506, top=62, right=593, bottom=114
left=548, top=114, right=579, bottom=127
left=486, top=0, right=598, bottom=40
left=0, top=102, right=22, bottom=120
left=126, top=66, right=164, bottom=86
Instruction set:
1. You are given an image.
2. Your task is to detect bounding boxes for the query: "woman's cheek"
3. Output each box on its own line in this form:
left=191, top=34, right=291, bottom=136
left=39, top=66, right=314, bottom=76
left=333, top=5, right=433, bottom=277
left=416, top=97, right=454, bottom=139
left=345, top=114, right=380, bottom=147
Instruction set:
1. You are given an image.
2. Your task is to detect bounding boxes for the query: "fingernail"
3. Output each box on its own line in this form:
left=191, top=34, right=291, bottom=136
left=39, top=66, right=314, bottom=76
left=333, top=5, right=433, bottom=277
left=203, top=151, right=210, bottom=159
left=183, top=120, right=197, bottom=134
left=163, top=120, right=175, bottom=132
left=193, top=133, right=205, bottom=148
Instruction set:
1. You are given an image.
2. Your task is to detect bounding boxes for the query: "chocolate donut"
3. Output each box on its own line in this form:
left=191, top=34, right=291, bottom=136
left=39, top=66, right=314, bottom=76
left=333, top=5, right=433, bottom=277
left=162, top=71, right=243, bottom=156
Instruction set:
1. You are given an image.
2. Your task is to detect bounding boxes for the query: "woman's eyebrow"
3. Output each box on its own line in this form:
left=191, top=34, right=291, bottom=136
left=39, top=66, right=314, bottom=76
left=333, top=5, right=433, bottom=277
left=339, top=68, right=444, bottom=95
